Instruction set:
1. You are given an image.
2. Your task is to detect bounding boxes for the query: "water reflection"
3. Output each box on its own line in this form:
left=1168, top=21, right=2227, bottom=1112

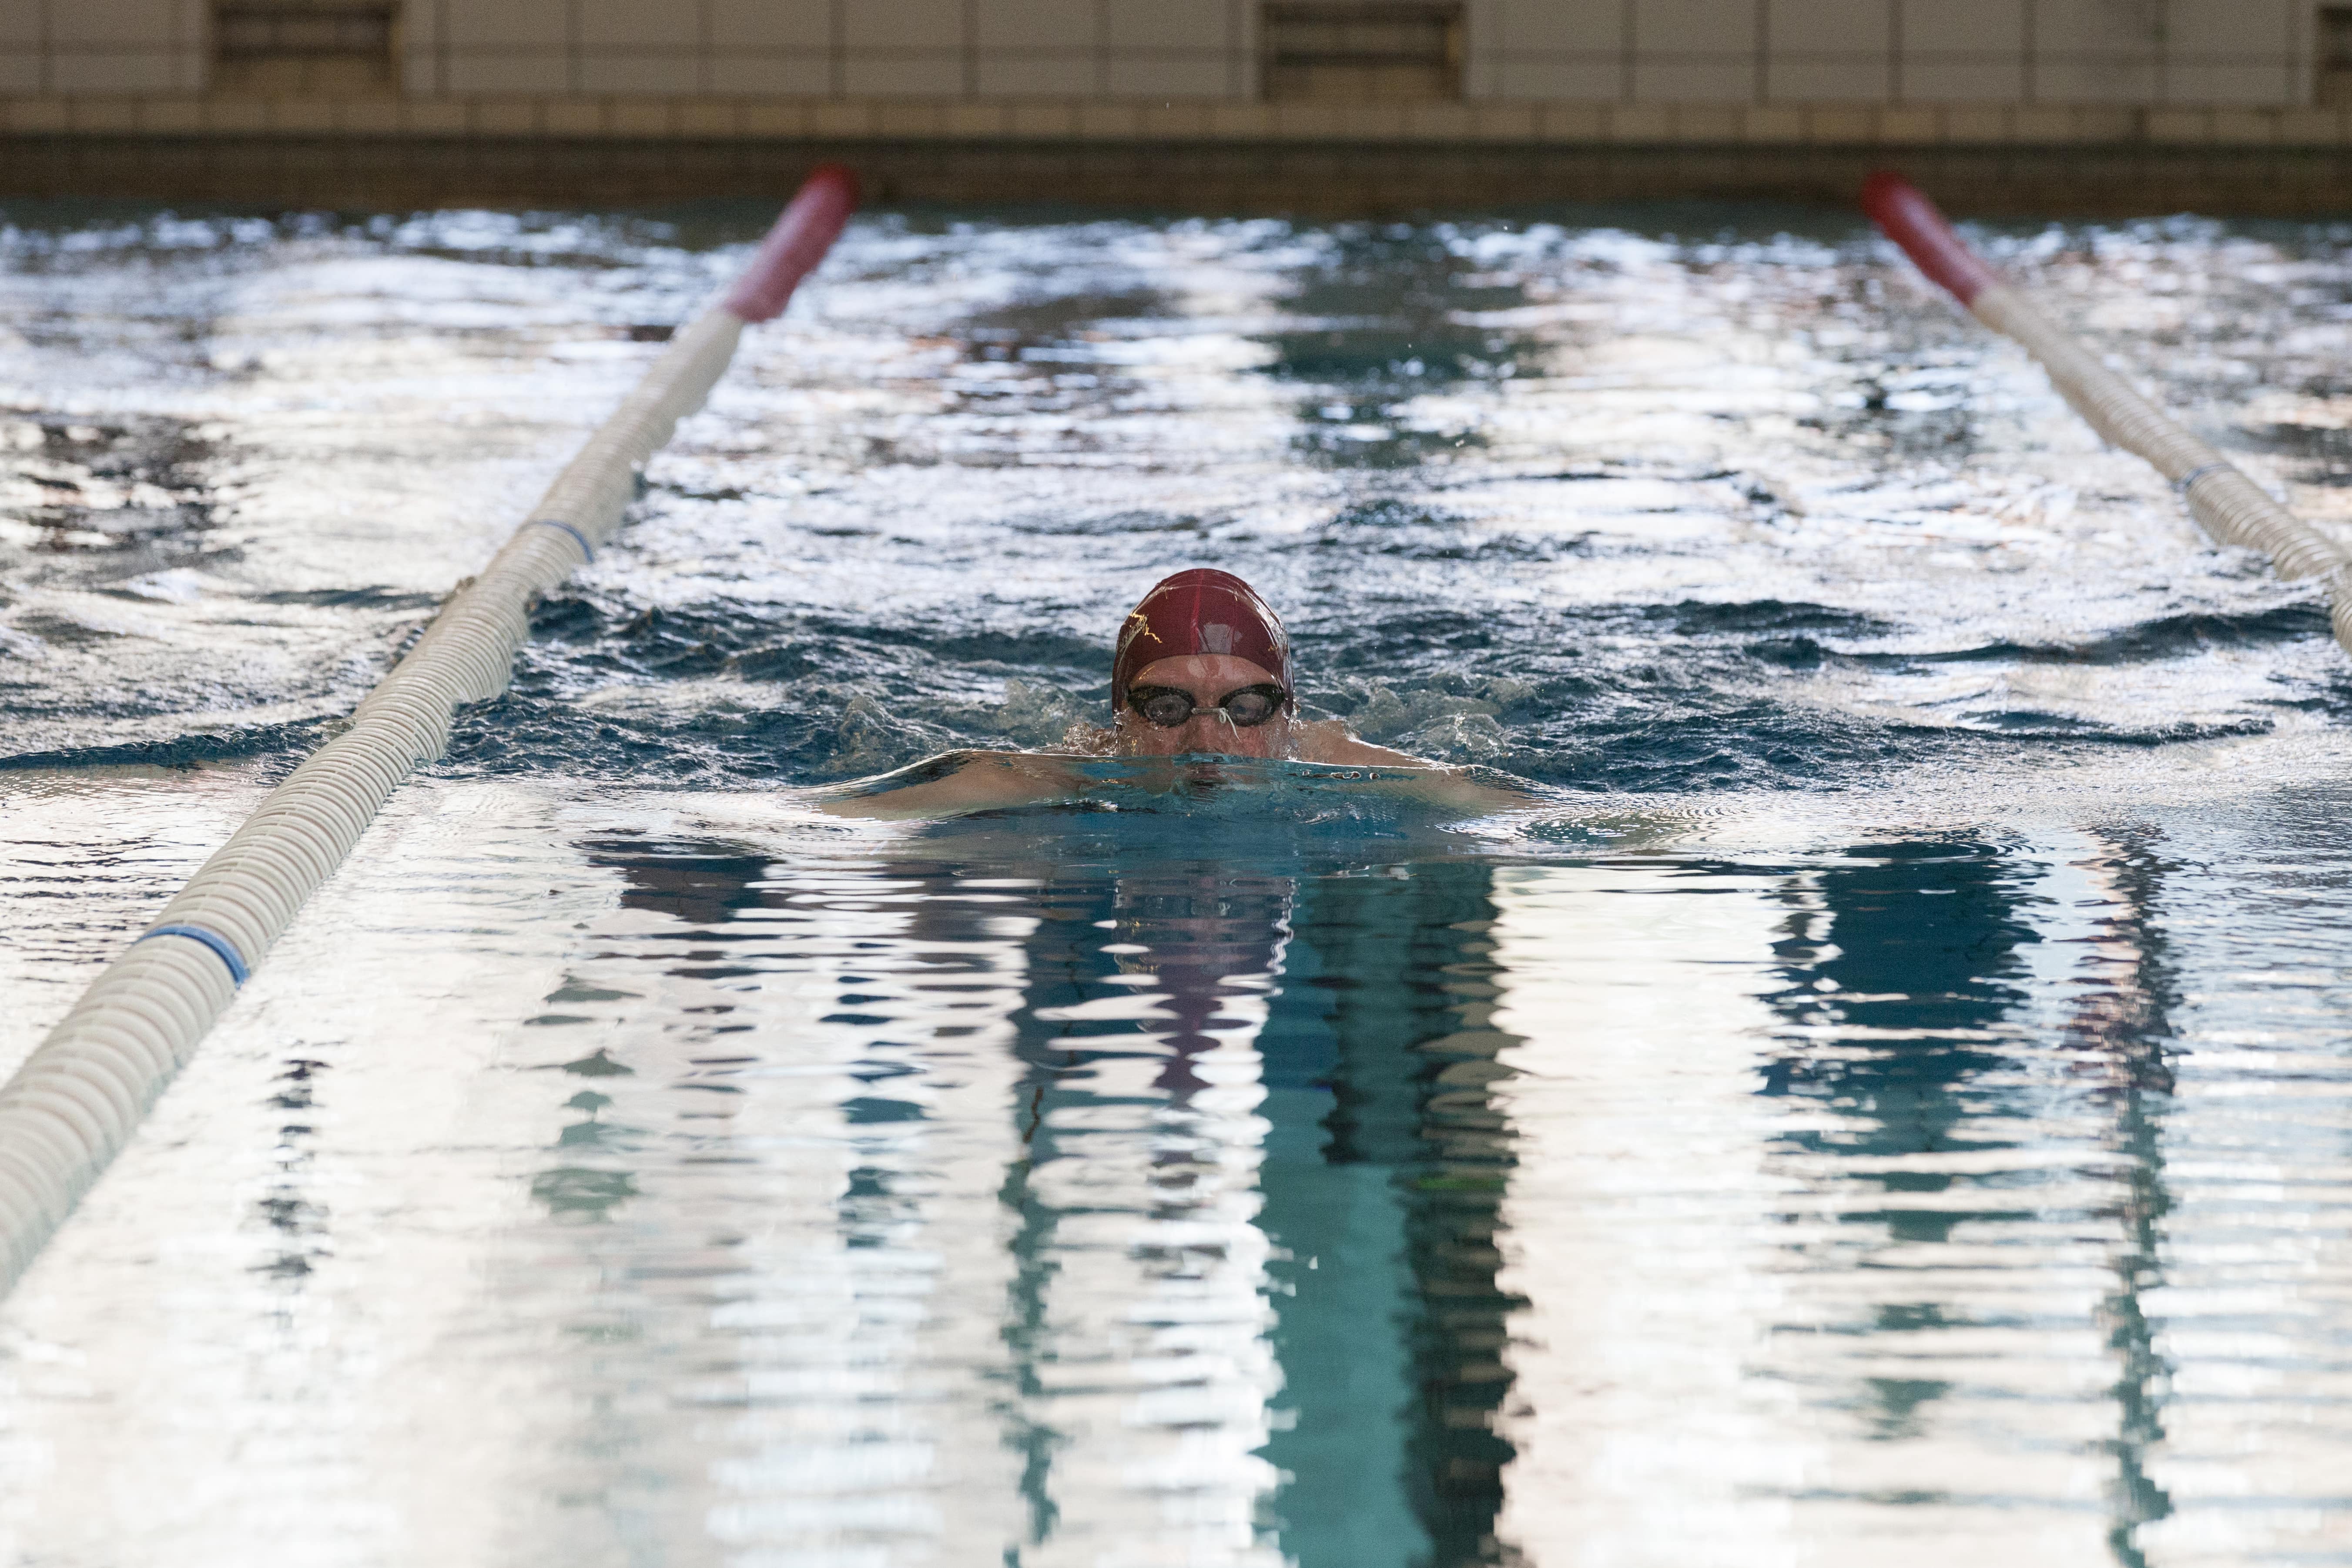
left=1765, top=833, right=2181, bottom=1565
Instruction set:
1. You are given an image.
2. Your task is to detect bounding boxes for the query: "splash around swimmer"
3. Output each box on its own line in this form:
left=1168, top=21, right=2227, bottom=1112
left=821, top=569, right=1525, bottom=819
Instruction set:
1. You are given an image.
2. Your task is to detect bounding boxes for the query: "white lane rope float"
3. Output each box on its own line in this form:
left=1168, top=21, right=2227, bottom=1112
left=1862, top=171, right=2352, bottom=652
left=0, top=166, right=860, bottom=1297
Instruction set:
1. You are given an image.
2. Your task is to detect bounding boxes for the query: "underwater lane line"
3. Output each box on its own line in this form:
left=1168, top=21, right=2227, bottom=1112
left=1863, top=170, right=2352, bottom=651
left=0, top=166, right=861, bottom=1300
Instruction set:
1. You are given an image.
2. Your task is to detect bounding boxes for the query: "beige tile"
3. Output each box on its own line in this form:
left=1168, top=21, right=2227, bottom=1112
left=1204, top=101, right=1266, bottom=137
left=845, top=0, right=964, bottom=50
left=47, top=0, right=178, bottom=48
left=1932, top=103, right=2004, bottom=139
left=710, top=54, right=834, bottom=94
left=1634, top=0, right=1758, bottom=54
left=1008, top=98, right=1079, bottom=133
left=2010, top=104, right=2074, bottom=139
left=2204, top=107, right=2278, bottom=144
left=445, top=50, right=570, bottom=93
left=2165, top=61, right=2295, bottom=107
left=2168, top=0, right=2291, bottom=56
left=1632, top=57, right=1756, bottom=102
left=874, top=97, right=950, bottom=131
left=1270, top=100, right=1339, bottom=135
left=332, top=96, right=399, bottom=131
left=1539, top=101, right=1609, bottom=137
left=1471, top=101, right=1541, bottom=137
left=2032, top=0, right=2160, bottom=55
left=268, top=97, right=337, bottom=131
left=143, top=95, right=211, bottom=129
left=1103, top=55, right=1230, bottom=96
left=806, top=98, right=874, bottom=131
left=578, top=52, right=700, bottom=94
left=200, top=95, right=267, bottom=129
left=974, top=0, right=1095, bottom=50
left=578, top=0, right=676, bottom=47
left=1606, top=101, right=1675, bottom=138
left=975, top=51, right=1092, bottom=95
left=2068, top=105, right=2138, bottom=138
left=1401, top=101, right=1474, bottom=137
left=1141, top=99, right=1210, bottom=133
left=737, top=100, right=807, bottom=133
left=710, top=0, right=834, bottom=51
left=1900, top=0, right=2023, bottom=54
left=49, top=50, right=177, bottom=92
left=401, top=2, right=439, bottom=50
left=68, top=95, right=141, bottom=130
left=1899, top=57, right=2023, bottom=101
left=842, top=53, right=963, bottom=94
left=1671, top=103, right=1742, bottom=138
left=1102, top=0, right=1231, bottom=51
left=470, top=96, right=544, bottom=132
left=1768, top=0, right=1888, bottom=55
left=446, top=0, right=571, bottom=49
left=1075, top=98, right=1143, bottom=134
left=543, top=97, right=606, bottom=132
left=0, top=54, right=41, bottom=93
left=400, top=49, right=441, bottom=95
left=1494, top=56, right=1622, bottom=99
left=1744, top=103, right=1803, bottom=138
left=402, top=99, right=472, bottom=131
left=1804, top=103, right=1880, bottom=139
left=1767, top=54, right=1889, bottom=102
left=610, top=97, right=674, bottom=133
left=2277, top=108, right=2342, bottom=144
left=1877, top=103, right=1936, bottom=141
left=2144, top=107, right=2208, bottom=141
left=0, top=2, right=38, bottom=46
left=942, top=99, right=1009, bottom=131
left=2034, top=55, right=2159, bottom=104
left=1491, top=0, right=1623, bottom=52
left=3, top=97, right=73, bottom=130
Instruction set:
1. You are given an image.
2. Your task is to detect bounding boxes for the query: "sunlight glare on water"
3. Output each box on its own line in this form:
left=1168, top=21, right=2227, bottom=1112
left=2, top=200, right=2352, bottom=1566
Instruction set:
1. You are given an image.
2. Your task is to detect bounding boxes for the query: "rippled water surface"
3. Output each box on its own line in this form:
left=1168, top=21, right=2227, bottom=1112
left=5, top=200, right=2352, bottom=1566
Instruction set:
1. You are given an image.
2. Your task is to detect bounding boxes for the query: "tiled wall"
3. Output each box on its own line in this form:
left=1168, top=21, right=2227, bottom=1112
left=0, top=0, right=2322, bottom=107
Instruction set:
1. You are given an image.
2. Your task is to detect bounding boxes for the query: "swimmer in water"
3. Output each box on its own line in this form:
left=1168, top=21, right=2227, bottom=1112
left=821, top=568, right=1525, bottom=818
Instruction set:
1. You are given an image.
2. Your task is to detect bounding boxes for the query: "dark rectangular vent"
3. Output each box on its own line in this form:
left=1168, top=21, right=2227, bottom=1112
left=1263, top=2, right=1463, bottom=103
left=213, top=3, right=397, bottom=96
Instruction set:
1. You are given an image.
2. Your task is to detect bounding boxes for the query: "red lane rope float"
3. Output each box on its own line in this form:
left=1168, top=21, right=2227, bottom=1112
left=0, top=165, right=860, bottom=1299
left=1862, top=170, right=2352, bottom=643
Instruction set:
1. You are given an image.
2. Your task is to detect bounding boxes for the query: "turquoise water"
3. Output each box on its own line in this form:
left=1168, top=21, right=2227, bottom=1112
left=3, top=202, right=2352, bottom=1565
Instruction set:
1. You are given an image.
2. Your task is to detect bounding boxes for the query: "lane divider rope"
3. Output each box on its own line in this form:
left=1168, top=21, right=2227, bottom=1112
left=523, top=518, right=596, bottom=562
left=1862, top=171, right=2352, bottom=653
left=0, top=165, right=860, bottom=1300
left=132, top=926, right=251, bottom=988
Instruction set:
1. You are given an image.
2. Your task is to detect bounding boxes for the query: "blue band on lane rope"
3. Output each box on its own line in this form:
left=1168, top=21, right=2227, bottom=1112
left=135, top=925, right=250, bottom=988
left=2175, top=461, right=2231, bottom=494
left=525, top=519, right=594, bottom=561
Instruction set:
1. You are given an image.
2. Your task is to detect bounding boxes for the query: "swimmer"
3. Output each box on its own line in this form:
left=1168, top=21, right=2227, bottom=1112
left=821, top=569, right=1527, bottom=819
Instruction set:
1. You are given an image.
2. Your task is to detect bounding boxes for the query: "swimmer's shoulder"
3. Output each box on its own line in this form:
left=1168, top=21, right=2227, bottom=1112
left=1290, top=720, right=1427, bottom=768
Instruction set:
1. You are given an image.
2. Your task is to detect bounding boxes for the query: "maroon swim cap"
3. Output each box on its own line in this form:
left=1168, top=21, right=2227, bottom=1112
left=1112, top=570, right=1292, bottom=708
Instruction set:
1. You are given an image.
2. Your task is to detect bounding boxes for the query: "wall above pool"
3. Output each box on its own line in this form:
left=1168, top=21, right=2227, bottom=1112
left=7, top=0, right=2352, bottom=212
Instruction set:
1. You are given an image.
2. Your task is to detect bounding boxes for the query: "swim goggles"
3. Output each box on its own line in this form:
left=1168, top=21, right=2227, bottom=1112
left=1125, top=683, right=1290, bottom=729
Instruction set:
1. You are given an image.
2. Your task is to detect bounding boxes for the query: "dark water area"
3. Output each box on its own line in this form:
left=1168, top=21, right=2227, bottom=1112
left=6, top=200, right=2352, bottom=1567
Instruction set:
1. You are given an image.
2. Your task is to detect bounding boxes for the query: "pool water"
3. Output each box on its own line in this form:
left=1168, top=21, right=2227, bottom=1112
left=3, top=201, right=2352, bottom=1567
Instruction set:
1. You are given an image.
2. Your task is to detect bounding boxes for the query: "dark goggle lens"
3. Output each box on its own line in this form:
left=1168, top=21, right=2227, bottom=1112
left=1221, top=688, right=1280, bottom=726
left=1136, top=690, right=1197, bottom=727
left=1128, top=684, right=1287, bottom=729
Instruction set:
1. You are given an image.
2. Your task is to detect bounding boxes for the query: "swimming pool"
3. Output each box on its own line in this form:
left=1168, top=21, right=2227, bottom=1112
left=3, top=200, right=2351, bottom=1565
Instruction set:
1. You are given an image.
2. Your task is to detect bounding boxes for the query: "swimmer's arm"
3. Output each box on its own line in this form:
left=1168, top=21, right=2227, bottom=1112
left=1291, top=721, right=1427, bottom=768
left=817, top=752, right=1084, bottom=820
left=1292, top=721, right=1532, bottom=814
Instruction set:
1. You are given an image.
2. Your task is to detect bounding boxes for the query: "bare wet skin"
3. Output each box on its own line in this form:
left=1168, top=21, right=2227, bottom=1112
left=3, top=203, right=2352, bottom=1568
